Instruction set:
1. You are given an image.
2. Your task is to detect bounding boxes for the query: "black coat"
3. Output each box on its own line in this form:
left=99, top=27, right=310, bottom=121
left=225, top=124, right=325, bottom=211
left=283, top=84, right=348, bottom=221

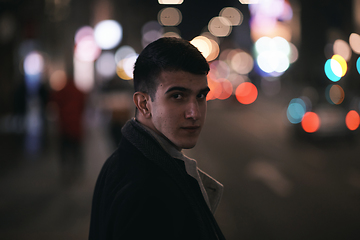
left=89, top=119, right=226, bottom=240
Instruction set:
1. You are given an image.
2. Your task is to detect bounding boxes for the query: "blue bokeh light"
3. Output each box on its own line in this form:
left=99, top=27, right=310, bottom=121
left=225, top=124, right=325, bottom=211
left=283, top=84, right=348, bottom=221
left=287, top=98, right=306, bottom=124
left=324, top=59, right=341, bottom=82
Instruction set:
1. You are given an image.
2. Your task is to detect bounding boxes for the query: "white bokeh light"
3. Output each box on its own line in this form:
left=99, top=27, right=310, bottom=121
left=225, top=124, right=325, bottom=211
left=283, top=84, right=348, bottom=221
left=94, top=20, right=123, bottom=50
left=24, top=51, right=44, bottom=75
left=115, top=45, right=136, bottom=64
left=190, top=36, right=212, bottom=59
left=330, top=59, right=343, bottom=78
left=96, top=52, right=117, bottom=79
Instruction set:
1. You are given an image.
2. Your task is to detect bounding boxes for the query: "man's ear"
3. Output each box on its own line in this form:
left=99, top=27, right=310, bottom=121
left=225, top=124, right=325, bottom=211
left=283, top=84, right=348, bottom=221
left=133, top=92, right=151, bottom=118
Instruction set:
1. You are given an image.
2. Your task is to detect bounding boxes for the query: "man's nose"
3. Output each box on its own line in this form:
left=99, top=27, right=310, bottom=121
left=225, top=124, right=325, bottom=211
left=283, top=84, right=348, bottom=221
left=185, top=100, right=200, bottom=120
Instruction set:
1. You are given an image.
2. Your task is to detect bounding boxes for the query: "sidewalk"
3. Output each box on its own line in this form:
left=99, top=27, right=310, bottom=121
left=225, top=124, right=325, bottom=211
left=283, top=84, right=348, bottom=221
left=0, top=120, right=113, bottom=240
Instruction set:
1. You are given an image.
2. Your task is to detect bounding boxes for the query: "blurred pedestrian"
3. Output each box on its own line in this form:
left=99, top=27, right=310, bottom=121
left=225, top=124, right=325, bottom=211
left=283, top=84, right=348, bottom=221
left=89, top=37, right=226, bottom=240
left=50, top=75, right=86, bottom=184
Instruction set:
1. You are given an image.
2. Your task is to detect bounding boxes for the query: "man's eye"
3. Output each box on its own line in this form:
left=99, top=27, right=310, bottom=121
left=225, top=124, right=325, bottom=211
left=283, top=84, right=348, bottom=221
left=172, top=93, right=183, bottom=99
left=197, top=93, right=207, bottom=99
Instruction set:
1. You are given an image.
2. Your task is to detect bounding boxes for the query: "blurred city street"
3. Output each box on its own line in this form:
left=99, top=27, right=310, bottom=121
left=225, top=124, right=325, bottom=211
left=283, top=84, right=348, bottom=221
left=1, top=91, right=360, bottom=240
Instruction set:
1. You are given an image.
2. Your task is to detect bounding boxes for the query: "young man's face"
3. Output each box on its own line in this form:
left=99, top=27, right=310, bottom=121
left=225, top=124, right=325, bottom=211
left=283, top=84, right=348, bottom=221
left=147, top=70, right=209, bottom=150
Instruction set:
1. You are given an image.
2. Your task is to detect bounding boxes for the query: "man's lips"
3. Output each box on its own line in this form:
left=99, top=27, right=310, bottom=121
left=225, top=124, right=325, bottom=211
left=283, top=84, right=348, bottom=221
left=180, top=126, right=201, bottom=132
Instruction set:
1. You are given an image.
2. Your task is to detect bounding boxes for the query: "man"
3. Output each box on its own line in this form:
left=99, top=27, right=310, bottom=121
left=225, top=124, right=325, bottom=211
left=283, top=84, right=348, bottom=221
left=89, top=37, right=226, bottom=240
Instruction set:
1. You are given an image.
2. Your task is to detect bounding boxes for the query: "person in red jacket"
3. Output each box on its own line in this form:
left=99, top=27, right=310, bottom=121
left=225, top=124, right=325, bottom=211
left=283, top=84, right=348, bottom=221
left=51, top=75, right=86, bottom=184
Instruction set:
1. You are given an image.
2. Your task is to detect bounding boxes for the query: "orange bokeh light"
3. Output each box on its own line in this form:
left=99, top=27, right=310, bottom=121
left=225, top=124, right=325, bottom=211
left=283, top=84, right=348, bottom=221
left=219, top=79, right=233, bottom=100
left=345, top=110, right=360, bottom=131
left=206, top=77, right=233, bottom=101
left=235, top=82, right=258, bottom=104
left=301, top=112, right=320, bottom=133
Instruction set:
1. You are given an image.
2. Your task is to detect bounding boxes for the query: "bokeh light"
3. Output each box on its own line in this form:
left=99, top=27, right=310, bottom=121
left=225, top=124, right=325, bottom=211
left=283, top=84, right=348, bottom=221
left=209, top=60, right=230, bottom=79
left=217, top=78, right=233, bottom=100
left=23, top=51, right=44, bottom=76
left=257, top=51, right=289, bottom=73
left=349, top=33, right=360, bottom=54
left=208, top=16, right=232, bottom=37
left=248, top=0, right=293, bottom=42
left=289, top=42, right=299, bottom=63
left=123, top=54, right=138, bottom=79
left=333, top=39, right=351, bottom=62
left=117, top=54, right=138, bottom=80
left=49, top=70, right=67, bottom=91
left=325, top=84, right=345, bottom=105
left=190, top=36, right=212, bottom=59
left=74, top=26, right=94, bottom=45
left=254, top=36, right=271, bottom=54
left=115, top=45, right=136, bottom=64
left=142, top=20, right=163, bottom=48
left=356, top=57, right=360, bottom=74
left=162, top=26, right=181, bottom=38
left=158, top=0, right=183, bottom=4
left=239, top=0, right=259, bottom=3
left=235, top=82, right=258, bottom=104
left=332, top=54, right=347, bottom=77
left=74, top=35, right=101, bottom=62
left=228, top=73, right=247, bottom=87
left=74, top=57, right=94, bottom=92
left=287, top=98, right=306, bottom=124
left=278, top=1, right=293, bottom=21
left=324, top=59, right=341, bottom=82
left=230, top=51, right=254, bottom=75
left=96, top=52, right=116, bottom=79
left=115, top=46, right=137, bottom=80
left=206, top=77, right=221, bottom=101
left=94, top=20, right=123, bottom=50
left=345, top=110, right=360, bottom=131
left=206, top=39, right=220, bottom=62
left=255, top=36, right=291, bottom=75
left=301, top=112, right=320, bottom=133
left=158, top=7, right=182, bottom=26
left=272, top=36, right=291, bottom=55
left=219, top=7, right=243, bottom=26
left=249, top=0, right=286, bottom=19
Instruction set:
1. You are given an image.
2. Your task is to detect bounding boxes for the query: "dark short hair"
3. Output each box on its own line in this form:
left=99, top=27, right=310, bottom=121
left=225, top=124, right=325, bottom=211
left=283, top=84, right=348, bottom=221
left=133, top=37, right=209, bottom=99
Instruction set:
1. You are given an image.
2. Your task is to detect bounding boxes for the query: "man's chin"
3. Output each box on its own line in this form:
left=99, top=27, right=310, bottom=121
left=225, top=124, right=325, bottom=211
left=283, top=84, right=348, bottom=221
left=178, top=141, right=197, bottom=150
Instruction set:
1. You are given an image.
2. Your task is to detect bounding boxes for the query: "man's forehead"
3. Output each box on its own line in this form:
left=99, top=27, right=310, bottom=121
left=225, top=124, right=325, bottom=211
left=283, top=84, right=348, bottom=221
left=157, top=71, right=208, bottom=88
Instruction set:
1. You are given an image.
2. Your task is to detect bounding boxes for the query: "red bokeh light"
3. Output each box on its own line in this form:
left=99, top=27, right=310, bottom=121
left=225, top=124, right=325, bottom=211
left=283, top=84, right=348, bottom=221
left=345, top=110, right=360, bottom=131
left=301, top=112, right=320, bottom=133
left=235, top=82, right=258, bottom=104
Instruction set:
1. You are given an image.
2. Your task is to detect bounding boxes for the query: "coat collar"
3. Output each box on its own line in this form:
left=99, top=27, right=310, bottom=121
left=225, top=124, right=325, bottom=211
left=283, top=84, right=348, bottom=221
left=130, top=118, right=223, bottom=213
left=122, top=119, right=223, bottom=213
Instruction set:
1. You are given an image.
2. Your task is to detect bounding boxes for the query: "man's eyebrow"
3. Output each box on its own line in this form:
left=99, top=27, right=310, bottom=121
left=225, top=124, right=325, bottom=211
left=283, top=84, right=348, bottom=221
left=165, top=86, right=189, bottom=94
left=165, top=86, right=210, bottom=94
left=201, top=86, right=211, bottom=93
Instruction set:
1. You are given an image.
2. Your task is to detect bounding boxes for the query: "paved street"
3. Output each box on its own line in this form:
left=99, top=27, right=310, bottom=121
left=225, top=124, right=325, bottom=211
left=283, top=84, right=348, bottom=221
left=187, top=96, right=360, bottom=240
left=1, top=93, right=360, bottom=240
